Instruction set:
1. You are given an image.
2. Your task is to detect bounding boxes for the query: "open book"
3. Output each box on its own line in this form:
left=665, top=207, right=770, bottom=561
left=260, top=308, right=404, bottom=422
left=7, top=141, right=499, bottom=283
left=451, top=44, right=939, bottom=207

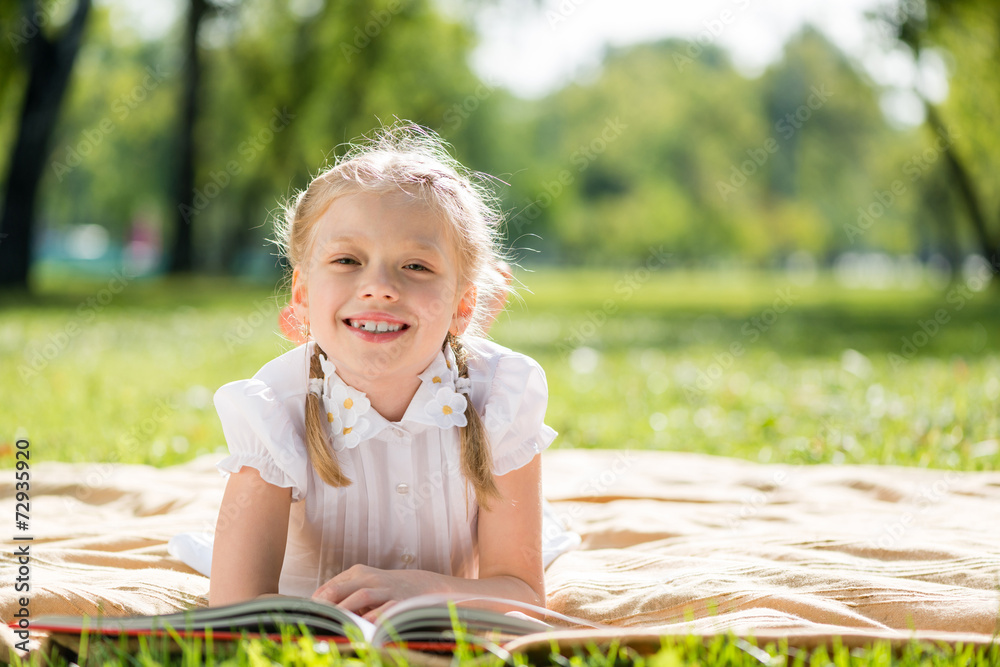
left=27, top=594, right=564, bottom=652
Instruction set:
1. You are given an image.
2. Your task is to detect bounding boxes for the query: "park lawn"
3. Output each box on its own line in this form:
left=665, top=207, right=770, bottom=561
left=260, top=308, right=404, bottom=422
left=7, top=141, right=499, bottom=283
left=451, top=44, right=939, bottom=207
left=1, top=267, right=997, bottom=470
left=8, top=630, right=1000, bottom=667
left=2, top=267, right=999, bottom=667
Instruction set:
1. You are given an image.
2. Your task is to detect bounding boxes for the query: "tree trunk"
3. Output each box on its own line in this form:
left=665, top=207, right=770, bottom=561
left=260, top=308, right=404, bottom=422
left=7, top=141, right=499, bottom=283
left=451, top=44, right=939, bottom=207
left=169, top=0, right=207, bottom=274
left=922, top=101, right=1000, bottom=269
left=0, top=0, right=92, bottom=290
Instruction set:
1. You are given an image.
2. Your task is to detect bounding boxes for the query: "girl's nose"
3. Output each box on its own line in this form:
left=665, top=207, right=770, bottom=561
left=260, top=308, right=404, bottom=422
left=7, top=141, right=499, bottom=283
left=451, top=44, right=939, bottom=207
left=359, top=264, right=399, bottom=301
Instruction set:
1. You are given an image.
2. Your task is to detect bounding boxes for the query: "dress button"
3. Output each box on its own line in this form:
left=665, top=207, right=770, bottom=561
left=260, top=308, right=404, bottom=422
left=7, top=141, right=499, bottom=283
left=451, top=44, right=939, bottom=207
left=396, top=483, right=409, bottom=495
left=401, top=552, right=414, bottom=565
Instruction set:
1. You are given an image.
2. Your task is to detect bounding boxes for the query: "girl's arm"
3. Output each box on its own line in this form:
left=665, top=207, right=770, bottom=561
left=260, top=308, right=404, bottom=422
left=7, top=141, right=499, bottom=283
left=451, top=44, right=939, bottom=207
left=209, top=467, right=292, bottom=606
left=312, top=456, right=545, bottom=617
left=476, top=454, right=546, bottom=604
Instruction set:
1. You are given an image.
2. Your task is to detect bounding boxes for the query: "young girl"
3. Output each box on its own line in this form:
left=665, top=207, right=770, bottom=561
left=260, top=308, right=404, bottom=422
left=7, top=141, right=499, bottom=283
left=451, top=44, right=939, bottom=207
left=207, top=124, right=576, bottom=620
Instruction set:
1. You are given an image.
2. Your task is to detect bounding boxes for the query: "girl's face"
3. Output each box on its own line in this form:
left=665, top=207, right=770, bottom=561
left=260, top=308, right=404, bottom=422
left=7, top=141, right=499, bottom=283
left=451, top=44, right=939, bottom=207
left=292, top=191, right=474, bottom=392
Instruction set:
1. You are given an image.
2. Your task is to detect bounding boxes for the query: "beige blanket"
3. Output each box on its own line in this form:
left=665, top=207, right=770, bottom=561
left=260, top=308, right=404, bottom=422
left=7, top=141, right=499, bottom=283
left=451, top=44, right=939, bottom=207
left=2, top=450, right=998, bottom=660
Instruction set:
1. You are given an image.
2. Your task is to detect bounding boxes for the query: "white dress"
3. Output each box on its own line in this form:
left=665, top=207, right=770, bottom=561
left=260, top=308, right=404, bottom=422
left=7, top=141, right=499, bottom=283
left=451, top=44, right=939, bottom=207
left=176, top=336, right=578, bottom=598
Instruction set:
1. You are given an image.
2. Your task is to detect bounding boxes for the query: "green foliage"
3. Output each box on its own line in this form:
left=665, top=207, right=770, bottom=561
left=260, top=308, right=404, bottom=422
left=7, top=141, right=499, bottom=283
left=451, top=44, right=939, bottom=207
left=192, top=0, right=489, bottom=270
left=4, top=1, right=987, bottom=270
left=40, top=6, right=177, bottom=235
left=4, top=0, right=492, bottom=274
left=493, top=28, right=933, bottom=264
left=934, top=3, right=1000, bottom=210
left=881, top=0, right=1000, bottom=261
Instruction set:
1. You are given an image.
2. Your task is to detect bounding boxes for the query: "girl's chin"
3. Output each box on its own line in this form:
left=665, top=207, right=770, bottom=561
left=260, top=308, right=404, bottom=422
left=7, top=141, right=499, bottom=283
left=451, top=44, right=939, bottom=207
left=319, top=335, right=446, bottom=381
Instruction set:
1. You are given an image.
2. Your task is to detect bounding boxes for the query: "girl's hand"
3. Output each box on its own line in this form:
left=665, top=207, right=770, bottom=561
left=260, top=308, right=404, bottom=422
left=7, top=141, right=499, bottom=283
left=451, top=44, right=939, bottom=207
left=312, top=564, right=443, bottom=621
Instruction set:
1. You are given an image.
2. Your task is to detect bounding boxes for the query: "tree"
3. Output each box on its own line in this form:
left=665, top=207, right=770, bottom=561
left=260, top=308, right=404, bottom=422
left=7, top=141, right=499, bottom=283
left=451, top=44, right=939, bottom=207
left=508, top=33, right=906, bottom=264
left=189, top=0, right=489, bottom=273
left=880, top=0, right=1000, bottom=266
left=0, top=0, right=92, bottom=290
left=168, top=0, right=208, bottom=273
left=759, top=27, right=915, bottom=257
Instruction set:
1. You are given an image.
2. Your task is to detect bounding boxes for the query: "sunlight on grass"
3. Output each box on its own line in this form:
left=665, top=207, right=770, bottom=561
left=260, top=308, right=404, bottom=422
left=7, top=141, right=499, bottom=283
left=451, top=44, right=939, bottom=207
left=491, top=268, right=1000, bottom=471
left=2, top=269, right=998, bottom=471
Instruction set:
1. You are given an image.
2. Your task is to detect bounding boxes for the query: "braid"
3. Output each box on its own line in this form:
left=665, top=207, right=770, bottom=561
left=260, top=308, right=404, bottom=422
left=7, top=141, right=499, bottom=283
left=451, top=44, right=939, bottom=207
left=305, top=344, right=351, bottom=487
left=448, top=333, right=502, bottom=510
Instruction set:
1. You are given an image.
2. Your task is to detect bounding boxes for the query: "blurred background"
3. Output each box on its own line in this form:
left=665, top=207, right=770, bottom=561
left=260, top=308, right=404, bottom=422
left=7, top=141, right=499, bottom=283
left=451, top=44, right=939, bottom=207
left=3, top=0, right=999, bottom=280
left=1, top=0, right=998, bottom=469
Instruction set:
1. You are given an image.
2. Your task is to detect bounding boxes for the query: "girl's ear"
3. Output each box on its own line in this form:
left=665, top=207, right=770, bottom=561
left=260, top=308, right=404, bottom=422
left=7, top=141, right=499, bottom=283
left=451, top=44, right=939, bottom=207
left=450, top=284, right=477, bottom=336
left=291, top=267, right=309, bottom=328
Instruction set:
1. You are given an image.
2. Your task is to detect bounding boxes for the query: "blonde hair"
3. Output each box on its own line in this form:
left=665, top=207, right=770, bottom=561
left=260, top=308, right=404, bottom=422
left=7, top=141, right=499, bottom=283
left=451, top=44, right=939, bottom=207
left=275, top=122, right=506, bottom=508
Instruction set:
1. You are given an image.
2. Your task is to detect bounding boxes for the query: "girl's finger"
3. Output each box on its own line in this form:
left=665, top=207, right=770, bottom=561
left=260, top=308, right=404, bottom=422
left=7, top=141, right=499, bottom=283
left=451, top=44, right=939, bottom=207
left=338, top=587, right=387, bottom=615
left=312, top=564, right=381, bottom=604
left=312, top=577, right=353, bottom=604
left=311, top=582, right=340, bottom=604
left=362, top=600, right=398, bottom=623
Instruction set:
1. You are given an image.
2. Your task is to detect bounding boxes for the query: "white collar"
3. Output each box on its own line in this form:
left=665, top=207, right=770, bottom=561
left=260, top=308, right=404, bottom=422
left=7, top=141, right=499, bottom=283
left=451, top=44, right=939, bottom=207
left=308, top=341, right=471, bottom=451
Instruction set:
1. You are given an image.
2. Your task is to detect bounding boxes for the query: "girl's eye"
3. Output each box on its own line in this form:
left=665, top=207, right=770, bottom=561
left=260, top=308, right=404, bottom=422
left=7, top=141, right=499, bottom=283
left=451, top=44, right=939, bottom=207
left=332, top=257, right=359, bottom=265
left=404, top=263, right=429, bottom=272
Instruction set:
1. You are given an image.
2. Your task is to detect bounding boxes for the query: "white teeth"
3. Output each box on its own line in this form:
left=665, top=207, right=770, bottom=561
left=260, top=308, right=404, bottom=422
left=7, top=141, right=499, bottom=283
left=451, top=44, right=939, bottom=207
left=350, top=319, right=403, bottom=333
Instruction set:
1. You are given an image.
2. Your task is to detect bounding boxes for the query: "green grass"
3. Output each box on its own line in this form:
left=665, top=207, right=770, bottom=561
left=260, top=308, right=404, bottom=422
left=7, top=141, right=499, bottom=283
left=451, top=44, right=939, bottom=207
left=3, top=268, right=996, bottom=470
left=2, top=267, right=999, bottom=665
left=499, top=268, right=1000, bottom=471
left=9, top=630, right=1000, bottom=666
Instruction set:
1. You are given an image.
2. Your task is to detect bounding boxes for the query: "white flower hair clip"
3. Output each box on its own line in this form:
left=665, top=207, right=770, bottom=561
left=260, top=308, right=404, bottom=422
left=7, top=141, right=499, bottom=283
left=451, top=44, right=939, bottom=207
left=426, top=386, right=468, bottom=429
left=325, top=384, right=372, bottom=451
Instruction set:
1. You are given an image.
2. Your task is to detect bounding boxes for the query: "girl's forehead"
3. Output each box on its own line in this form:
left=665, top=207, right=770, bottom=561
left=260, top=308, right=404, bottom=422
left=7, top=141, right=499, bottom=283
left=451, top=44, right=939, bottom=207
left=330, top=189, right=430, bottom=216
left=311, top=191, right=461, bottom=254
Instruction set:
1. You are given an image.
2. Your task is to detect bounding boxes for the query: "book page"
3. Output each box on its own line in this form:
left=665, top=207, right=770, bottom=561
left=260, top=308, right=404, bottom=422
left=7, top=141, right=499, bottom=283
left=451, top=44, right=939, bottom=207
left=383, top=593, right=597, bottom=629
left=369, top=593, right=596, bottom=647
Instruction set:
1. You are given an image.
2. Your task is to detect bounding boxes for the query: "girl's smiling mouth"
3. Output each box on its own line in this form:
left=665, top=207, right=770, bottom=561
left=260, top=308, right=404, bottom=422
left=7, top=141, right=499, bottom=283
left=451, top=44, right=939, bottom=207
left=343, top=314, right=411, bottom=341
left=347, top=319, right=406, bottom=333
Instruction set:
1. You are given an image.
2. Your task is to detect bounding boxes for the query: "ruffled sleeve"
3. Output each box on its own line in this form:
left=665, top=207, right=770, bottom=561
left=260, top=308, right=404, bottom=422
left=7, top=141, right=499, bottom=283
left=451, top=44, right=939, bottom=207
left=482, top=353, right=558, bottom=476
left=214, top=379, right=311, bottom=502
